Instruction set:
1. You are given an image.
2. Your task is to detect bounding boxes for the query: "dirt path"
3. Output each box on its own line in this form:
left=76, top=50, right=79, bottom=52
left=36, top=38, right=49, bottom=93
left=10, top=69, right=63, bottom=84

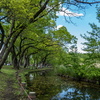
left=2, top=79, right=20, bottom=100
left=0, top=66, right=31, bottom=100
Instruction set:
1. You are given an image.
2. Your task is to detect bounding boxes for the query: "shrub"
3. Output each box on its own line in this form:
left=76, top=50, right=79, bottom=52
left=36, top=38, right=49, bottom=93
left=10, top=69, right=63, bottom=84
left=56, top=65, right=67, bottom=75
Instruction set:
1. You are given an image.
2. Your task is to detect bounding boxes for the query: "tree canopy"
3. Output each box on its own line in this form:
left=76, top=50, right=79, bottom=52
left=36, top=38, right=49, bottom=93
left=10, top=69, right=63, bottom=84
left=0, top=0, right=100, bottom=69
left=81, top=6, right=100, bottom=65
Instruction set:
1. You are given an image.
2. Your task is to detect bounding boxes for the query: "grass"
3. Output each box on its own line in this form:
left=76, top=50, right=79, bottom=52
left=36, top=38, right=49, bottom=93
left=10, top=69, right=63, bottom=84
left=0, top=66, right=16, bottom=90
left=0, top=65, right=53, bottom=99
left=0, top=73, right=7, bottom=91
left=0, top=65, right=20, bottom=99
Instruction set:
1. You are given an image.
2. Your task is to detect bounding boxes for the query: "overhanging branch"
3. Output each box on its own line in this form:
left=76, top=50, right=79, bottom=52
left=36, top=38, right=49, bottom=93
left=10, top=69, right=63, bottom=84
left=75, top=0, right=100, bottom=4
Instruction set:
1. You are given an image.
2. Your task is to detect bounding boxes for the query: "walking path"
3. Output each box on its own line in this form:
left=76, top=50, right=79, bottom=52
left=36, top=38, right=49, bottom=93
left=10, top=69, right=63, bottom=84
left=2, top=79, right=19, bottom=100
left=0, top=66, right=20, bottom=100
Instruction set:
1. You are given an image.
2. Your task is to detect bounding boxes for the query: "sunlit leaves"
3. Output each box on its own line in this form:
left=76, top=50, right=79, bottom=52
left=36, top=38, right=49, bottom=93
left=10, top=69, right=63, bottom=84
left=52, top=26, right=73, bottom=43
left=96, top=6, right=100, bottom=22
left=82, top=23, right=100, bottom=53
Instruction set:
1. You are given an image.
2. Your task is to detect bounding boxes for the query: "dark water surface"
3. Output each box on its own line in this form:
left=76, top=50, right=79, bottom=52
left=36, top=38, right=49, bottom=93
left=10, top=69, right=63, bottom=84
left=25, top=71, right=100, bottom=100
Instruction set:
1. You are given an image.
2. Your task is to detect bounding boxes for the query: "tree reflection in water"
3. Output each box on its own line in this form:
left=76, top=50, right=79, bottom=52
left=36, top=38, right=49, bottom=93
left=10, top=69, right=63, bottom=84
left=26, top=71, right=100, bottom=100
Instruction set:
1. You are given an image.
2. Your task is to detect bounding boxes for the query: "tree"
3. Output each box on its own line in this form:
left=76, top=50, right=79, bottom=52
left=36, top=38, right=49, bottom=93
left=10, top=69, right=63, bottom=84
left=81, top=9, right=100, bottom=65
left=0, top=0, right=100, bottom=70
left=97, top=6, right=100, bottom=22
left=81, top=23, right=100, bottom=64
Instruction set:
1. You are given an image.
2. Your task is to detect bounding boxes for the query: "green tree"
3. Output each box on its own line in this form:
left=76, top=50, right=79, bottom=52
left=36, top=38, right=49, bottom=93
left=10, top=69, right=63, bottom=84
left=0, top=0, right=100, bottom=70
left=81, top=22, right=100, bottom=65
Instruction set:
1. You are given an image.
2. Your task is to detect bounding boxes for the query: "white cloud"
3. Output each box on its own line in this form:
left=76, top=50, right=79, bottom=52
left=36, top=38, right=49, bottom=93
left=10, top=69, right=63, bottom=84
left=78, top=47, right=86, bottom=53
left=56, top=25, right=63, bottom=29
left=57, top=7, right=84, bottom=17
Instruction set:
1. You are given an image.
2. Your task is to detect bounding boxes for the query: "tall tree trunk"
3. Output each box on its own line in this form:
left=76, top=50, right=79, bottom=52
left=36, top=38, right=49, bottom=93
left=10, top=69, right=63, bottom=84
left=0, top=0, right=50, bottom=70
left=0, top=25, right=26, bottom=70
left=23, top=56, right=30, bottom=68
left=11, top=46, right=20, bottom=69
left=0, top=23, right=5, bottom=50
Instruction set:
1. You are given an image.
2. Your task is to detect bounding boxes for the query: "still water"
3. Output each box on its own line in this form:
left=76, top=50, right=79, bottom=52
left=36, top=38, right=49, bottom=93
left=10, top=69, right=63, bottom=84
left=25, top=71, right=100, bottom=100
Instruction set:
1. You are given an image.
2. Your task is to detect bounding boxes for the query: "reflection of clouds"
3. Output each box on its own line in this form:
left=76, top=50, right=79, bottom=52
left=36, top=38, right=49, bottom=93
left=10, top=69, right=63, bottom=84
left=59, top=90, right=67, bottom=98
left=51, top=89, right=73, bottom=99
left=57, top=7, right=84, bottom=17
left=51, top=87, right=91, bottom=100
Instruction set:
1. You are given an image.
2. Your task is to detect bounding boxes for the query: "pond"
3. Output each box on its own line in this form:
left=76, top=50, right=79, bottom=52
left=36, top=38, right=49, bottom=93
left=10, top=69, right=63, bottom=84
left=25, top=71, right=100, bottom=100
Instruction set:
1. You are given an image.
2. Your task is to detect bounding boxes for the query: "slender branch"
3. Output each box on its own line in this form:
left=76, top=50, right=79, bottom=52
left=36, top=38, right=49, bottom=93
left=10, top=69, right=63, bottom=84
left=39, top=0, right=43, bottom=7
left=10, top=18, right=15, bottom=34
left=0, top=16, right=7, bottom=21
left=75, top=0, right=100, bottom=4
left=29, top=0, right=50, bottom=23
left=27, top=52, right=38, bottom=57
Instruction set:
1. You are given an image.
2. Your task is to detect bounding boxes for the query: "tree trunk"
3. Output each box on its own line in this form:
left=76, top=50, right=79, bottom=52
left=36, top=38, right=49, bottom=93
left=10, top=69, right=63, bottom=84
left=11, top=46, right=20, bottom=69
left=0, top=23, right=5, bottom=50
left=0, top=25, right=26, bottom=70
left=24, top=56, right=30, bottom=68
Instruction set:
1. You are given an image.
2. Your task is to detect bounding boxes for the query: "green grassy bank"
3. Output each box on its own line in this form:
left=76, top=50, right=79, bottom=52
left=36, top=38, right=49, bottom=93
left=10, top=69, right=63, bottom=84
left=0, top=65, right=53, bottom=100
left=0, top=66, right=20, bottom=100
left=0, top=66, right=16, bottom=91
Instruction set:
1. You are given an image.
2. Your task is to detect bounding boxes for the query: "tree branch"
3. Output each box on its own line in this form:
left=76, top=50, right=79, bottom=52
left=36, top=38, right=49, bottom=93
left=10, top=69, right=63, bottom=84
left=0, top=23, right=5, bottom=49
left=75, top=0, right=100, bottom=4
left=0, top=16, right=7, bottom=21
left=29, top=0, right=50, bottom=23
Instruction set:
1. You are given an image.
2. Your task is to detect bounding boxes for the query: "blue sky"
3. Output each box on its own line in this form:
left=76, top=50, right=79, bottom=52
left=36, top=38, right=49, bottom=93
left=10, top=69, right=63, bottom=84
left=56, top=4, right=100, bottom=53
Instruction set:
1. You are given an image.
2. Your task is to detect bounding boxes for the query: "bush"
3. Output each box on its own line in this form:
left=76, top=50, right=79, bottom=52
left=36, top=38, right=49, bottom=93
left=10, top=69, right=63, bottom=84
left=85, top=67, right=100, bottom=84
left=56, top=65, right=67, bottom=75
left=56, top=64, right=100, bottom=84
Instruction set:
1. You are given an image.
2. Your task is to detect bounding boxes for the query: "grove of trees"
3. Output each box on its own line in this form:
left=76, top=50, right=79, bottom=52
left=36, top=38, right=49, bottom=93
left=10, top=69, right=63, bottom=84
left=57, top=5, right=100, bottom=83
left=0, top=0, right=100, bottom=71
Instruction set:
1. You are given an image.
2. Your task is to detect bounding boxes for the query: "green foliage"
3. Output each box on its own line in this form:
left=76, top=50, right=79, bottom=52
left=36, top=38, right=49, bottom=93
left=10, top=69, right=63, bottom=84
left=97, top=6, right=100, bottom=22
left=56, top=63, right=100, bottom=84
left=56, top=65, right=67, bottom=75
left=52, top=26, right=73, bottom=43
left=85, top=67, right=100, bottom=82
left=81, top=9, right=100, bottom=65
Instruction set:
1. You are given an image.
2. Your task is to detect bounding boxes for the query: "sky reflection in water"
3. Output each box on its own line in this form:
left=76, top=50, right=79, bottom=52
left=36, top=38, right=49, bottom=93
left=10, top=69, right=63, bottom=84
left=26, top=72, right=100, bottom=100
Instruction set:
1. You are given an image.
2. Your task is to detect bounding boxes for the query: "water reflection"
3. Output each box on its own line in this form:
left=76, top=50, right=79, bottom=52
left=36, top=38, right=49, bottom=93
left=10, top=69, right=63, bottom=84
left=51, top=87, right=90, bottom=100
left=25, top=71, right=100, bottom=100
left=51, top=82, right=100, bottom=100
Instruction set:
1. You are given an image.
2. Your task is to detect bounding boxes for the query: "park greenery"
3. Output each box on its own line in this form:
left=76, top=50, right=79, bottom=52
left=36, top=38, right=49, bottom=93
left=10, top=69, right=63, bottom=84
left=0, top=0, right=100, bottom=85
